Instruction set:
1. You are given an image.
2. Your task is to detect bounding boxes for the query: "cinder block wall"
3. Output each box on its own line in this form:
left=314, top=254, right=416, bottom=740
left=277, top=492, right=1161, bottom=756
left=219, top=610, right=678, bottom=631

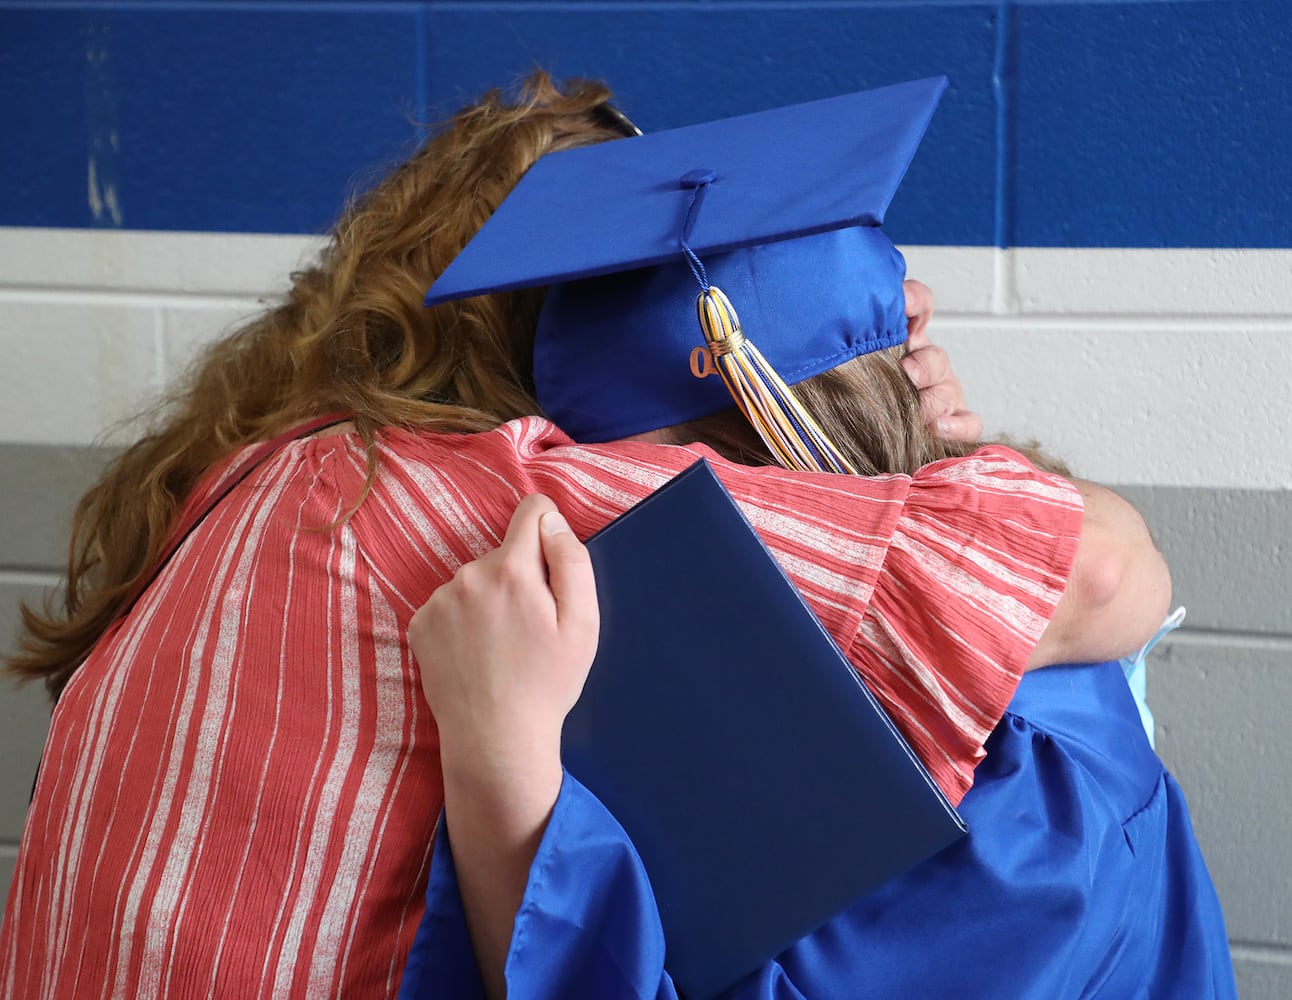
left=2, top=1, right=1289, bottom=995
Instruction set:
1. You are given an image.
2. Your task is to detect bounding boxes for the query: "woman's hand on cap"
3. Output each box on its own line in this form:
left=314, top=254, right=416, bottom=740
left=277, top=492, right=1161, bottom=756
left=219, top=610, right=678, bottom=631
left=901, top=280, right=983, bottom=444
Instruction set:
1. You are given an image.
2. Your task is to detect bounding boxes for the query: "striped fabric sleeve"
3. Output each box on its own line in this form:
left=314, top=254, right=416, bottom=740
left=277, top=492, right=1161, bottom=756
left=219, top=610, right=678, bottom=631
left=352, top=421, right=911, bottom=640
left=518, top=431, right=915, bottom=659
left=355, top=422, right=1080, bottom=808
left=850, top=445, right=1084, bottom=805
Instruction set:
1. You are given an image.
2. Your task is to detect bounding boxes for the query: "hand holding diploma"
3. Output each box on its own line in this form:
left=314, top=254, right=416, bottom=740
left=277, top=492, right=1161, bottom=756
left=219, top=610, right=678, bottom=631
left=409, top=494, right=599, bottom=1000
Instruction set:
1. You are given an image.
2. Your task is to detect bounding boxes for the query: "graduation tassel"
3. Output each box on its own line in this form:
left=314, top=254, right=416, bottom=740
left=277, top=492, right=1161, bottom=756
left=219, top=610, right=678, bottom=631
left=677, top=169, right=855, bottom=475
left=694, top=286, right=858, bottom=475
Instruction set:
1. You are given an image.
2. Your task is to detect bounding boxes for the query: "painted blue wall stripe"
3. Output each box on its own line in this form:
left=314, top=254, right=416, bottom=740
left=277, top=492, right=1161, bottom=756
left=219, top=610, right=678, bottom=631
left=991, top=1, right=1011, bottom=252
left=1012, top=1, right=1291, bottom=247
left=1, top=1, right=1288, bottom=247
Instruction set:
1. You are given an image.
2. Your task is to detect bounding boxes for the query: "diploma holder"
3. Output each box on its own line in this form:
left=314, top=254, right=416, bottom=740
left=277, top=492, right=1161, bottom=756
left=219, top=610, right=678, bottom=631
left=564, top=459, right=967, bottom=1000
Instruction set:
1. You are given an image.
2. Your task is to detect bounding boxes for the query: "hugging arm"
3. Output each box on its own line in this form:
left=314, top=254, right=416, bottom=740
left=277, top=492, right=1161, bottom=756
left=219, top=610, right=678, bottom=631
left=403, top=285, right=1172, bottom=995
left=407, top=495, right=599, bottom=1000
left=402, top=497, right=809, bottom=1000
left=898, top=280, right=1171, bottom=670
left=1029, top=479, right=1171, bottom=669
left=399, top=479, right=1168, bottom=999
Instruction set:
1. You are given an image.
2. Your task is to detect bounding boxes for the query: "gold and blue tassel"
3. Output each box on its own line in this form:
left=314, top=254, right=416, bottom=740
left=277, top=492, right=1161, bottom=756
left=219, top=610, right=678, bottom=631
left=692, top=286, right=857, bottom=475
left=677, top=169, right=856, bottom=475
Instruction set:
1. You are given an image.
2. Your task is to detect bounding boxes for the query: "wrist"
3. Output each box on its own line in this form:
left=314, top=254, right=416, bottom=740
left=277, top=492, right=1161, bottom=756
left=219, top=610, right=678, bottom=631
left=442, top=747, right=564, bottom=843
left=441, top=728, right=564, bottom=809
left=437, top=708, right=564, bottom=766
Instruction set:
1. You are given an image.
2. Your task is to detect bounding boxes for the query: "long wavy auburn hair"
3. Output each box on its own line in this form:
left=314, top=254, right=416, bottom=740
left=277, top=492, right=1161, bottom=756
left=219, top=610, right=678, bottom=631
left=9, top=72, right=628, bottom=700
left=9, top=72, right=1066, bottom=702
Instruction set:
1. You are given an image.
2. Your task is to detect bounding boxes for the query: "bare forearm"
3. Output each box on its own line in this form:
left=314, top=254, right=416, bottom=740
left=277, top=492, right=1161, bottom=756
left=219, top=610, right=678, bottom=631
left=411, top=499, right=599, bottom=998
left=441, top=737, right=564, bottom=1000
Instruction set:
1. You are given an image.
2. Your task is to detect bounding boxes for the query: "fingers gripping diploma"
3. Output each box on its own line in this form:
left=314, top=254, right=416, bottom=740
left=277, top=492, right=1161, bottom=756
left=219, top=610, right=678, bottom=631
left=407, top=495, right=600, bottom=1000
left=410, top=493, right=600, bottom=761
left=900, top=279, right=984, bottom=444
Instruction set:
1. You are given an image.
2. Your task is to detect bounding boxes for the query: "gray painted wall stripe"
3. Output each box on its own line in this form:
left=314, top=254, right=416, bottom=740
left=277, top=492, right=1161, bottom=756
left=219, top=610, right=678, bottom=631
left=0, top=859, right=17, bottom=896
left=0, top=443, right=114, bottom=571
left=1116, top=485, right=1292, bottom=636
left=1153, top=638, right=1292, bottom=949
left=0, top=581, right=55, bottom=844
left=1232, top=943, right=1292, bottom=962
left=0, top=571, right=63, bottom=588
left=1167, top=630, right=1292, bottom=652
left=1235, top=957, right=1292, bottom=1000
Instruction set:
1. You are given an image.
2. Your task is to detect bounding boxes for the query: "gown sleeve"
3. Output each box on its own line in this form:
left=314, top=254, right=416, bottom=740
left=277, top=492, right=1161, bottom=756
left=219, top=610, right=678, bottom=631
left=398, top=773, right=825, bottom=1000
left=398, top=667, right=1237, bottom=1000
left=392, top=439, right=1233, bottom=999
left=850, top=445, right=1082, bottom=803
left=398, top=772, right=675, bottom=1000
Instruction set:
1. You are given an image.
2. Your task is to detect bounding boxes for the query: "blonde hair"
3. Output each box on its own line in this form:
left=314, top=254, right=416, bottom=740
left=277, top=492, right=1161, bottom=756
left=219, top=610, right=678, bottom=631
left=666, top=347, right=1069, bottom=479
left=9, top=72, right=626, bottom=700
left=662, top=347, right=964, bottom=474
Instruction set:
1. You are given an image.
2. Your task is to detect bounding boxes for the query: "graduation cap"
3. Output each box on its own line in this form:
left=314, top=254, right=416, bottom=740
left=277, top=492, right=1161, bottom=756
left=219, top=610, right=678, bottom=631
left=425, top=76, right=947, bottom=472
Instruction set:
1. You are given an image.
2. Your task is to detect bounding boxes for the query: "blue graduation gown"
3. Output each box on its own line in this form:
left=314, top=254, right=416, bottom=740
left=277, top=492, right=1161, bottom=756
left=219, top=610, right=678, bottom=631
left=399, top=661, right=1236, bottom=999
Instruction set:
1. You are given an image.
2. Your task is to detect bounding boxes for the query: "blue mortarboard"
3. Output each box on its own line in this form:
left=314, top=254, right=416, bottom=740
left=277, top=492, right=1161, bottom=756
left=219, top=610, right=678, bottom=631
left=425, top=76, right=947, bottom=471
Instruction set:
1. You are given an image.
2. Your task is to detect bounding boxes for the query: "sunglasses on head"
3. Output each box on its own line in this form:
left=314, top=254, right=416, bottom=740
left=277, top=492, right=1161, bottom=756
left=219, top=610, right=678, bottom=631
left=593, top=102, right=643, bottom=138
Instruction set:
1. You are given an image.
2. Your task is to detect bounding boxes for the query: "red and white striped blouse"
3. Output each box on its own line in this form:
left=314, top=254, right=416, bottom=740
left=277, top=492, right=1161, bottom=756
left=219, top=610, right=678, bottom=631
left=1, top=417, right=1082, bottom=999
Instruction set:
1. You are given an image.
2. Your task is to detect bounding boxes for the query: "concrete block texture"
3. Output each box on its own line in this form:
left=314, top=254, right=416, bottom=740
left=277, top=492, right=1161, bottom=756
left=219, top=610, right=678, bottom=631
left=1153, top=634, right=1292, bottom=946
left=898, top=246, right=999, bottom=314
left=1011, top=1, right=1292, bottom=248
left=1117, top=486, right=1292, bottom=636
left=4, top=2, right=1290, bottom=250
left=1234, top=953, right=1292, bottom=1000
left=0, top=5, right=424, bottom=234
left=421, top=2, right=1002, bottom=248
left=161, top=303, right=265, bottom=387
left=0, top=2, right=1007, bottom=244
left=0, top=674, right=49, bottom=845
left=0, top=853, right=16, bottom=911
left=0, top=300, right=160, bottom=447
left=931, top=320, right=1292, bottom=490
left=0, top=228, right=321, bottom=298
left=0, top=444, right=113, bottom=571
left=1, top=581, right=55, bottom=843
left=6, top=231, right=1288, bottom=492
left=1012, top=248, right=1292, bottom=316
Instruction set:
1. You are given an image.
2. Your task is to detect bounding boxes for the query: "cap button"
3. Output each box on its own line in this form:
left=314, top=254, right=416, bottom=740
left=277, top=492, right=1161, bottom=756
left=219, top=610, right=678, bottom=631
left=679, top=168, right=717, bottom=188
